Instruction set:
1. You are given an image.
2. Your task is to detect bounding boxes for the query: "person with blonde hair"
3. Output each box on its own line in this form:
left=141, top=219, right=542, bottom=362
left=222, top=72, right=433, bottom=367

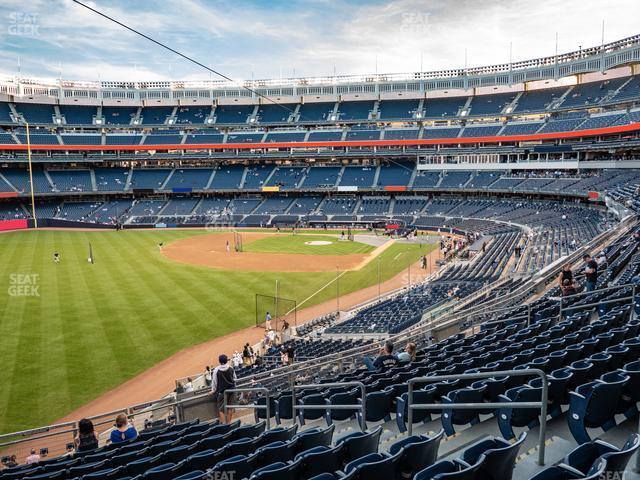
left=110, top=414, right=138, bottom=444
left=397, top=343, right=417, bottom=363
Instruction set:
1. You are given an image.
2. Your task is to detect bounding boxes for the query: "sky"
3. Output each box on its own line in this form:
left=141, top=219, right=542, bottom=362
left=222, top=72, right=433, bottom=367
left=1, top=0, right=639, bottom=83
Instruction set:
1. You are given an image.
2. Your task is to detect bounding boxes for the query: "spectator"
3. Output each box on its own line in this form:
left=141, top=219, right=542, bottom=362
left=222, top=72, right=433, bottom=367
left=286, top=343, right=295, bottom=365
left=211, top=354, right=238, bottom=423
left=184, top=378, right=194, bottom=392
left=110, top=413, right=138, bottom=444
left=634, top=231, right=640, bottom=243
left=25, top=449, right=40, bottom=465
left=558, top=263, right=573, bottom=287
left=364, top=341, right=398, bottom=372
left=4, top=455, right=17, bottom=468
left=396, top=342, right=417, bottom=363
left=561, top=279, right=577, bottom=297
left=242, top=343, right=252, bottom=366
left=204, top=366, right=212, bottom=387
left=75, top=418, right=98, bottom=452
left=232, top=351, right=242, bottom=368
left=582, top=254, right=599, bottom=292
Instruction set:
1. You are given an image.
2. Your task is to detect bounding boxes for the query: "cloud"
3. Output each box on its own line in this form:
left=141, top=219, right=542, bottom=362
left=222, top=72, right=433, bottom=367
left=1, top=0, right=639, bottom=82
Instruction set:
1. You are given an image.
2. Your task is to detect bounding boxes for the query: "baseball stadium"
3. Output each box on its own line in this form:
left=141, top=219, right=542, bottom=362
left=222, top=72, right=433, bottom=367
left=1, top=1, right=640, bottom=479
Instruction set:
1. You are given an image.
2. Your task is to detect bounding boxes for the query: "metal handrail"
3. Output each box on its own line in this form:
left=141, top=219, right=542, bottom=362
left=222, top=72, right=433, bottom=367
left=407, top=369, right=548, bottom=466
left=223, top=387, right=271, bottom=430
left=559, top=286, right=637, bottom=320
left=292, top=382, right=367, bottom=431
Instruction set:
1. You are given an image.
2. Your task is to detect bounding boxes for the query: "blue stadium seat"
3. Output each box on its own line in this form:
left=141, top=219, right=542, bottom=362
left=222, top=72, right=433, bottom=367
left=174, top=471, right=207, bottom=480
left=183, top=449, right=223, bottom=471
left=497, top=385, right=542, bottom=440
left=414, top=457, right=485, bottom=480
left=294, top=424, right=335, bottom=453
left=225, top=420, right=266, bottom=441
left=325, top=388, right=360, bottom=426
left=68, top=460, right=108, bottom=478
left=343, top=450, right=402, bottom=480
left=224, top=436, right=261, bottom=457
left=254, top=439, right=298, bottom=468
left=335, top=426, right=382, bottom=465
left=563, top=433, right=639, bottom=478
left=142, top=462, right=176, bottom=479
left=529, top=368, right=573, bottom=418
left=441, top=384, right=487, bottom=436
left=388, top=429, right=444, bottom=478
left=460, top=432, right=526, bottom=480
left=298, top=392, right=327, bottom=425
left=126, top=456, right=162, bottom=477
left=619, top=359, right=640, bottom=418
left=294, top=444, right=343, bottom=479
left=567, top=371, right=629, bottom=444
left=358, top=387, right=394, bottom=428
left=529, top=458, right=606, bottom=480
left=250, top=459, right=301, bottom=480
left=211, top=453, right=257, bottom=480
left=257, top=424, right=298, bottom=446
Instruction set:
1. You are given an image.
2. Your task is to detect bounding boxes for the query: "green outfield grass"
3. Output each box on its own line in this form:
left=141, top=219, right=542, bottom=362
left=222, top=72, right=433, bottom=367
left=0, top=229, right=435, bottom=434
left=243, top=234, right=374, bottom=255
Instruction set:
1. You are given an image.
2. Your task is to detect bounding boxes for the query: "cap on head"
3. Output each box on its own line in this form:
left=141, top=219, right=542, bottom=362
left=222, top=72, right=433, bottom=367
left=219, top=354, right=228, bottom=364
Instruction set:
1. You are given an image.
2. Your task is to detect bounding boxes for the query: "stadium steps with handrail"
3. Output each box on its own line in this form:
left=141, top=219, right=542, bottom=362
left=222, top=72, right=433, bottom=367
left=89, top=169, right=97, bottom=191
left=460, top=96, right=474, bottom=117
left=371, top=165, right=381, bottom=189
left=43, top=169, right=56, bottom=192
left=159, top=169, right=175, bottom=190
left=504, top=92, right=523, bottom=114
left=550, top=86, right=575, bottom=110
left=0, top=171, right=18, bottom=192
left=204, top=169, right=217, bottom=190
left=124, top=167, right=133, bottom=191
left=238, top=166, right=249, bottom=189
left=407, top=164, right=418, bottom=189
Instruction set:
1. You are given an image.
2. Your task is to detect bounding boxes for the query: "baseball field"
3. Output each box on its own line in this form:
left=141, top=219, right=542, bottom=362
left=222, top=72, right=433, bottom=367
left=0, top=228, right=437, bottom=435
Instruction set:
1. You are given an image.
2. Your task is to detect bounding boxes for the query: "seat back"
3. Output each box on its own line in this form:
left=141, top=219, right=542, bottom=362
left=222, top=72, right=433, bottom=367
left=294, top=424, right=335, bottom=453
left=602, top=433, right=640, bottom=475
left=389, top=429, right=444, bottom=477
left=338, top=426, right=383, bottom=464
left=477, top=432, right=526, bottom=480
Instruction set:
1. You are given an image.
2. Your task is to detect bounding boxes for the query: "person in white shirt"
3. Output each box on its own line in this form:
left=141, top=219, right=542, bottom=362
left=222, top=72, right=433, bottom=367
left=183, top=378, right=194, bottom=393
left=25, top=450, right=40, bottom=465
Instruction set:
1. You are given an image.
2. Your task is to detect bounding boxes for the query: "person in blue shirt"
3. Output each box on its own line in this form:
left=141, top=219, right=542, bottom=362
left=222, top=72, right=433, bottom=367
left=110, top=414, right=138, bottom=444
left=364, top=341, right=399, bottom=372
